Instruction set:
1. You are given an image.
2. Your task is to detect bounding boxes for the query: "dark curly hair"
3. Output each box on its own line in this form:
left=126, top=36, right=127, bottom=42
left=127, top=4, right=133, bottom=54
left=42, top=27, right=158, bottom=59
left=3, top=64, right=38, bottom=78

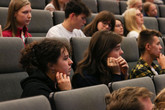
left=20, top=38, right=71, bottom=74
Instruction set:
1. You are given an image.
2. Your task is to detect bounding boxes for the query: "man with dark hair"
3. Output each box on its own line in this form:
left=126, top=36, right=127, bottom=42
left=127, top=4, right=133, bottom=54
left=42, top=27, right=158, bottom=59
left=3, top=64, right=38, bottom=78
left=105, top=87, right=153, bottom=110
left=130, top=29, right=165, bottom=78
left=46, top=0, right=91, bottom=41
left=143, top=2, right=158, bottom=17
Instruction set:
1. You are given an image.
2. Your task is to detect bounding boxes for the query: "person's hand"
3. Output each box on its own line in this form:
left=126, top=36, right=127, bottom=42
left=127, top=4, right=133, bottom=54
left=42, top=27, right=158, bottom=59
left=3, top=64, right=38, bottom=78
left=107, top=57, right=120, bottom=75
left=157, top=53, right=165, bottom=69
left=0, top=25, right=2, bottom=37
left=56, top=72, right=72, bottom=90
left=117, top=56, right=129, bottom=77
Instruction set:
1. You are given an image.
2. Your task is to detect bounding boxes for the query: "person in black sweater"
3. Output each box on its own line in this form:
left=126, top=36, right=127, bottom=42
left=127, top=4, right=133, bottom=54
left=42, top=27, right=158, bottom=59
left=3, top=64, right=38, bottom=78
left=72, top=31, right=129, bottom=88
left=20, top=39, right=73, bottom=99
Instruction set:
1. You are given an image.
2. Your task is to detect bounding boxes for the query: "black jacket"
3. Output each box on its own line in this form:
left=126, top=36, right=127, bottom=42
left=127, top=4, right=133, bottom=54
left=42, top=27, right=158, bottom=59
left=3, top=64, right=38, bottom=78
left=72, top=70, right=125, bottom=89
left=21, top=69, right=59, bottom=99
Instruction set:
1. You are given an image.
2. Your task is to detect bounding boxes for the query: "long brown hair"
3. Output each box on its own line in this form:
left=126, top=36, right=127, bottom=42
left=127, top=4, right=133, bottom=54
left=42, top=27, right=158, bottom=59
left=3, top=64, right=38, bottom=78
left=83, top=11, right=115, bottom=36
left=52, top=0, right=60, bottom=10
left=3, top=0, right=31, bottom=37
left=75, top=30, right=122, bottom=84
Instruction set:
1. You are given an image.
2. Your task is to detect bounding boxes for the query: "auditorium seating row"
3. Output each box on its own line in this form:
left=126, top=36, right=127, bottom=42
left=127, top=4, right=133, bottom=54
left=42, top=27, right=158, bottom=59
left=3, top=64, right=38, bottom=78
left=0, top=36, right=164, bottom=102
left=24, top=36, right=164, bottom=72
left=0, top=0, right=51, bottom=9
left=94, top=0, right=165, bottom=17
left=52, top=11, right=165, bottom=38
left=0, top=73, right=165, bottom=110
left=53, top=75, right=165, bottom=110
left=1, top=7, right=165, bottom=37
left=0, top=0, right=165, bottom=17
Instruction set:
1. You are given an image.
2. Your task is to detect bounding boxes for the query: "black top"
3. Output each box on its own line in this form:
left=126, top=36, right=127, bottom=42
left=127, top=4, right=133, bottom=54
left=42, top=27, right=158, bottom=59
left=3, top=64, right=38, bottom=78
left=21, top=69, right=59, bottom=99
left=72, top=70, right=125, bottom=89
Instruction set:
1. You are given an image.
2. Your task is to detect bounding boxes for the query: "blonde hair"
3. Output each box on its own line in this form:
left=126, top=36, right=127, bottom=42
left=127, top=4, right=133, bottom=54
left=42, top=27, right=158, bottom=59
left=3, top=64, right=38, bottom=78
left=124, top=8, right=146, bottom=33
left=3, top=0, right=31, bottom=37
left=154, top=88, right=165, bottom=110
left=127, top=0, right=142, bottom=9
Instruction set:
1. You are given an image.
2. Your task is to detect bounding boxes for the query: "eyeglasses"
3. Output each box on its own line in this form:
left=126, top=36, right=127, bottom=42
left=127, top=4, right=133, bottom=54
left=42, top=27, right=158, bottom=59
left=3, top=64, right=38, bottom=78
left=115, top=24, right=123, bottom=28
left=102, top=21, right=112, bottom=28
left=136, top=12, right=143, bottom=17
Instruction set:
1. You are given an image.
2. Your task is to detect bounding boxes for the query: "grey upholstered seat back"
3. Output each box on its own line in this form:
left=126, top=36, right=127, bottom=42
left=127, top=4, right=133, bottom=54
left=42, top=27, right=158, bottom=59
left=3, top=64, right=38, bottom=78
left=0, top=0, right=46, bottom=9
left=0, top=7, right=8, bottom=29
left=71, top=37, right=91, bottom=70
left=0, top=37, right=24, bottom=73
left=153, top=74, right=165, bottom=94
left=0, top=0, right=10, bottom=7
left=53, top=11, right=65, bottom=25
left=25, top=37, right=46, bottom=44
left=0, top=72, right=28, bottom=102
left=119, top=1, right=127, bottom=14
left=25, top=37, right=69, bottom=45
left=28, top=9, right=53, bottom=37
left=45, top=0, right=51, bottom=4
left=109, top=77, right=156, bottom=102
left=81, top=0, right=98, bottom=13
left=98, top=0, right=120, bottom=15
left=158, top=18, right=165, bottom=37
left=121, top=37, right=139, bottom=73
left=159, top=5, right=165, bottom=17
left=54, top=84, right=110, bottom=110
left=0, top=95, right=51, bottom=110
left=0, top=37, right=28, bottom=101
left=29, top=0, right=45, bottom=9
left=143, top=17, right=159, bottom=31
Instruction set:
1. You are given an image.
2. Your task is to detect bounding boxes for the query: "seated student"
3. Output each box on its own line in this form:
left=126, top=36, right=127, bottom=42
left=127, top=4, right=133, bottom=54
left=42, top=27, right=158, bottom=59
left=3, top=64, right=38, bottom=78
left=72, top=31, right=129, bottom=88
left=124, top=8, right=146, bottom=38
left=83, top=11, right=115, bottom=36
left=2, top=0, right=32, bottom=42
left=44, top=0, right=69, bottom=15
left=0, top=25, right=2, bottom=37
left=105, top=87, right=153, bottom=110
left=154, top=88, right=165, bottom=109
left=20, top=39, right=73, bottom=99
left=143, top=2, right=158, bottom=18
left=46, top=0, right=91, bottom=41
left=123, top=0, right=143, bottom=15
left=114, top=19, right=124, bottom=36
left=130, top=29, right=165, bottom=79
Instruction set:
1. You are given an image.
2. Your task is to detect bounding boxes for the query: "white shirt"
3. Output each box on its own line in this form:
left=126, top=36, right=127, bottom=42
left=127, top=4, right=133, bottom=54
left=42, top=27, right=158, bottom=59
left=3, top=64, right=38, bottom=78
left=127, top=31, right=139, bottom=38
left=151, top=66, right=159, bottom=75
left=46, top=23, right=86, bottom=41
